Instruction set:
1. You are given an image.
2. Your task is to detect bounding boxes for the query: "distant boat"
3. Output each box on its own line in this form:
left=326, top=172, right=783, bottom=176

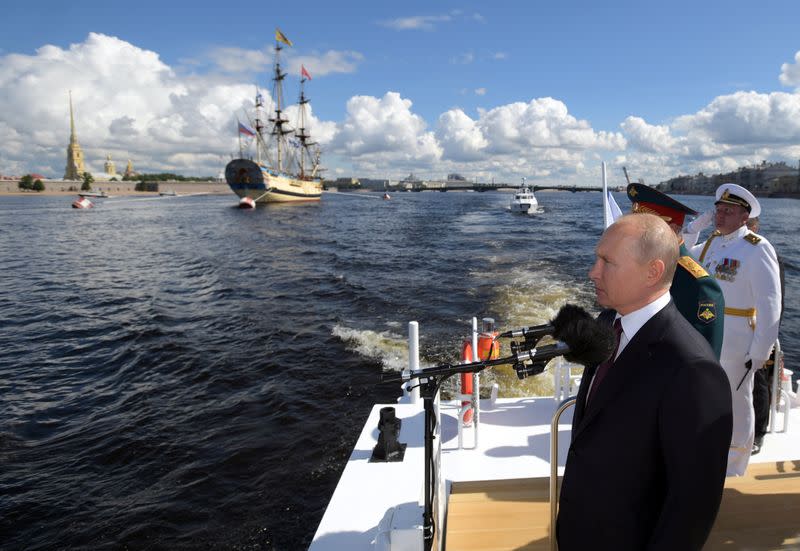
left=383, top=192, right=391, bottom=200
left=159, top=190, right=177, bottom=197
left=225, top=29, right=323, bottom=204
left=78, top=190, right=108, bottom=198
left=72, top=196, right=93, bottom=209
left=509, top=178, right=538, bottom=213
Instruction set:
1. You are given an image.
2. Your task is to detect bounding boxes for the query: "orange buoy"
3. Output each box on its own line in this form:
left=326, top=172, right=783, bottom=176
left=460, top=321, right=499, bottom=425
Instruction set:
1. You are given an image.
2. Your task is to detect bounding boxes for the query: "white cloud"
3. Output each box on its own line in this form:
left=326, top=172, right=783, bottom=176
left=620, top=116, right=677, bottom=153
left=0, top=33, right=265, bottom=177
left=6, top=33, right=800, bottom=187
left=779, top=50, right=800, bottom=88
left=0, top=33, right=629, bottom=184
left=286, top=50, right=364, bottom=78
left=675, top=90, right=800, bottom=145
left=436, top=109, right=488, bottom=161
left=330, top=92, right=442, bottom=166
left=478, top=98, right=625, bottom=153
left=451, top=52, right=475, bottom=65
left=613, top=86, right=800, bottom=185
left=379, top=15, right=452, bottom=31
left=206, top=46, right=271, bottom=74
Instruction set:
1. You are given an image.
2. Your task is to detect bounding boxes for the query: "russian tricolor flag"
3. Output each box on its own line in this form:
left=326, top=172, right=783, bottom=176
left=238, top=121, right=256, bottom=137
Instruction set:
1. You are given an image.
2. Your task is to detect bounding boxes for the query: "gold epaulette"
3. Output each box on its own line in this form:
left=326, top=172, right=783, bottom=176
left=744, top=233, right=761, bottom=245
left=678, top=255, right=709, bottom=279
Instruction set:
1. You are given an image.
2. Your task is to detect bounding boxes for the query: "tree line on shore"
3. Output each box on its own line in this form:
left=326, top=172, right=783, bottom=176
left=17, top=171, right=216, bottom=192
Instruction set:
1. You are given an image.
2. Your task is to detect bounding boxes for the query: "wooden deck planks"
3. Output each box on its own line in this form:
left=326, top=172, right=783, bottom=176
left=705, top=461, right=800, bottom=550
left=445, top=461, right=800, bottom=551
left=446, top=477, right=553, bottom=550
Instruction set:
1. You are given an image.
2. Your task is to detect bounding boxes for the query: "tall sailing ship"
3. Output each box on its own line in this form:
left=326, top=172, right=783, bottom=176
left=225, top=29, right=323, bottom=204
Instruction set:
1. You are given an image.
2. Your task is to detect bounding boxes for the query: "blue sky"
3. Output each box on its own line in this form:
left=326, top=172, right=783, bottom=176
left=2, top=0, right=800, bottom=185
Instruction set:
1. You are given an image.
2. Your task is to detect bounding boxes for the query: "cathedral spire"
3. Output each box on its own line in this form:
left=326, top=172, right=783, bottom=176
left=64, top=90, right=86, bottom=180
left=69, top=91, right=76, bottom=142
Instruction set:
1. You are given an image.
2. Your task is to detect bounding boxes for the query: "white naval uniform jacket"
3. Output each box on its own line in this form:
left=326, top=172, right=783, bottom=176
left=690, top=225, right=781, bottom=367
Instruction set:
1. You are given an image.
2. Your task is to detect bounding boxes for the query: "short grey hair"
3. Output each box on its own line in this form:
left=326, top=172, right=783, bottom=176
left=614, top=213, right=679, bottom=285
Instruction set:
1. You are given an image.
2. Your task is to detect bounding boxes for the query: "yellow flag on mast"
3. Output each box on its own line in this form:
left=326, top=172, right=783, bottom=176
left=275, top=28, right=293, bottom=47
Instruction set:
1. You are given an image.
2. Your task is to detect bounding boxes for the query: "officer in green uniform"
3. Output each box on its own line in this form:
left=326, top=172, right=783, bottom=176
left=627, top=183, right=725, bottom=358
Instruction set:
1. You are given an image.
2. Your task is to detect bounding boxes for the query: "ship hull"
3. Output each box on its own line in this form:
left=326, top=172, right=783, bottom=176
left=225, top=159, right=322, bottom=203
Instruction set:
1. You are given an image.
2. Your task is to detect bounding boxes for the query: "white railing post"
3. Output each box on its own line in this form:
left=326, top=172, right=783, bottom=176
left=407, top=321, right=420, bottom=404
left=472, top=317, right=480, bottom=447
left=768, top=339, right=781, bottom=433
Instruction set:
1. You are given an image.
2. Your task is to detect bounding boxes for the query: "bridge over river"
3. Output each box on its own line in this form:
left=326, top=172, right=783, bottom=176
left=398, top=180, right=612, bottom=193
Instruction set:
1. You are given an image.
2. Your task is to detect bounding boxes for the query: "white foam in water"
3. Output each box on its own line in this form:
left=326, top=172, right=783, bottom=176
left=332, top=324, right=410, bottom=372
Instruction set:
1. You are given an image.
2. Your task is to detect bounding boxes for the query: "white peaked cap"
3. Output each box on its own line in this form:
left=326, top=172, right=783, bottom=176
left=715, top=183, right=760, bottom=219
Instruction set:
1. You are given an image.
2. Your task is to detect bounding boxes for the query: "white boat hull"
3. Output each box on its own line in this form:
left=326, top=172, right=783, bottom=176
left=225, top=159, right=322, bottom=204
left=510, top=187, right=538, bottom=213
left=509, top=201, right=537, bottom=213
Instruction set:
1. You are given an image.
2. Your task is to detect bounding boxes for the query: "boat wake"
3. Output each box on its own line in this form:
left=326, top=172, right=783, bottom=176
left=332, top=324, right=410, bottom=372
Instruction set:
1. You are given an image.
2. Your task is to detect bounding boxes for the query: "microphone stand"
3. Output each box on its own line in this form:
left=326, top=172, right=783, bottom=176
left=389, top=352, right=549, bottom=550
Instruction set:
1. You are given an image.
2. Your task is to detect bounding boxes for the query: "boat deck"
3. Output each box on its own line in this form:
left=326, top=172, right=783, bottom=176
left=446, top=461, right=800, bottom=550
left=310, top=395, right=800, bottom=550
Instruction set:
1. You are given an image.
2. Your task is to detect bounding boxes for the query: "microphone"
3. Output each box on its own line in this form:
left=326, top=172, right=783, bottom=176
left=497, top=322, right=552, bottom=340
left=510, top=315, right=616, bottom=379
left=512, top=318, right=615, bottom=368
left=497, top=303, right=594, bottom=340
left=391, top=306, right=616, bottom=382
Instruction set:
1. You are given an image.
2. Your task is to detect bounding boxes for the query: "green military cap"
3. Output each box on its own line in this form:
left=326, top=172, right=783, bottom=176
left=627, top=183, right=698, bottom=226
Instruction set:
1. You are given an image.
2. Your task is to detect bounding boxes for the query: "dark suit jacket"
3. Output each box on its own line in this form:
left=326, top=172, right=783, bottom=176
left=557, top=301, right=732, bottom=551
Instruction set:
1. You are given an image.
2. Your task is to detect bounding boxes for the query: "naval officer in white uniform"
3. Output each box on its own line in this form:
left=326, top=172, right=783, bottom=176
left=690, top=183, right=782, bottom=476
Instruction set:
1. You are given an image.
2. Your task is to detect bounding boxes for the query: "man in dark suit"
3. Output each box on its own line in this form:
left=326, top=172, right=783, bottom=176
left=557, top=214, right=733, bottom=550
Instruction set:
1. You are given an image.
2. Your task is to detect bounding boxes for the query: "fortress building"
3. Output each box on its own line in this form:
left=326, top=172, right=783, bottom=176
left=104, top=154, right=117, bottom=178
left=63, top=91, right=86, bottom=180
left=124, top=158, right=137, bottom=179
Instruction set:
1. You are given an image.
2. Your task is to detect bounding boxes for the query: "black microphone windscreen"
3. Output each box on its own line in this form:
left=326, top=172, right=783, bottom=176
left=550, top=304, right=593, bottom=340
left=560, top=318, right=616, bottom=366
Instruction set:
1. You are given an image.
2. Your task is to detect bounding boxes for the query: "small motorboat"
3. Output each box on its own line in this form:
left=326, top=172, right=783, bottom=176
left=159, top=189, right=177, bottom=197
left=383, top=192, right=391, bottom=200
left=72, top=197, right=93, bottom=209
left=510, top=179, right=538, bottom=214
left=238, top=197, right=256, bottom=209
left=78, top=190, right=108, bottom=198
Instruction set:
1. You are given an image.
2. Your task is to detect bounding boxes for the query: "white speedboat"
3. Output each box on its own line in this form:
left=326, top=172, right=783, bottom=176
left=310, top=321, right=800, bottom=550
left=78, top=190, right=108, bottom=198
left=510, top=180, right=538, bottom=214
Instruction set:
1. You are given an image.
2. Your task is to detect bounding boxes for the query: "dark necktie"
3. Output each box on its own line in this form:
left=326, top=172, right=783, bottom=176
left=587, top=318, right=623, bottom=404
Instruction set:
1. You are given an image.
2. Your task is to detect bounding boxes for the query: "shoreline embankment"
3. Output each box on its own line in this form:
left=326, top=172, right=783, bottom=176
left=0, top=179, right=232, bottom=197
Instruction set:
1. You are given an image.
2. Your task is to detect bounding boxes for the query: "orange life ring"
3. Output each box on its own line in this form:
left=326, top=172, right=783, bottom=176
left=460, top=332, right=499, bottom=423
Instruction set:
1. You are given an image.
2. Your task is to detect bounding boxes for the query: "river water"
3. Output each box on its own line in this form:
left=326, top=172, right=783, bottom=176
left=0, top=190, right=797, bottom=549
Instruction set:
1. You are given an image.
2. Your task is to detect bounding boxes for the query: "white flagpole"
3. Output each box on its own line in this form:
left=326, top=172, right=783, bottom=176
left=602, top=162, right=610, bottom=228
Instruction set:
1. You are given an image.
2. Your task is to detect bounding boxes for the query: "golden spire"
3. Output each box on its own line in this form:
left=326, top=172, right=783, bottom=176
left=64, top=90, right=86, bottom=180
left=69, top=90, right=77, bottom=144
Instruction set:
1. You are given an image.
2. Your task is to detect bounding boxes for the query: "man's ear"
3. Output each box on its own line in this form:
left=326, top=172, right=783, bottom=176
left=648, top=259, right=666, bottom=286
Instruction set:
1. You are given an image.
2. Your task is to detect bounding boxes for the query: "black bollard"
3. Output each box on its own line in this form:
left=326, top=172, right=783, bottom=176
left=370, top=407, right=406, bottom=462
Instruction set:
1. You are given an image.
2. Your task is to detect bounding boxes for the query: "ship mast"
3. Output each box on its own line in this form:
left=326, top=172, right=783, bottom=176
left=270, top=33, right=293, bottom=173
left=254, top=90, right=264, bottom=165
left=295, top=69, right=316, bottom=179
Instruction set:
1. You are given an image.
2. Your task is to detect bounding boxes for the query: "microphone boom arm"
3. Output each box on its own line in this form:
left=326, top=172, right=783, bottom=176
left=389, top=341, right=570, bottom=383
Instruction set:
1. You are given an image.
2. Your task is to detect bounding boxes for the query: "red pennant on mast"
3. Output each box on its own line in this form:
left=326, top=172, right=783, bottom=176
left=301, top=65, right=312, bottom=80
